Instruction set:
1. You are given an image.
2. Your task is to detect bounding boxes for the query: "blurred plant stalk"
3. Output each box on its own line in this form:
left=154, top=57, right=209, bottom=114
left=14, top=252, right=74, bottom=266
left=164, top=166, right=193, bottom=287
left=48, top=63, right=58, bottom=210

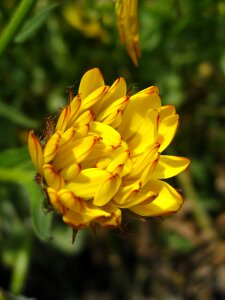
left=0, top=0, right=36, bottom=58
left=178, top=171, right=217, bottom=239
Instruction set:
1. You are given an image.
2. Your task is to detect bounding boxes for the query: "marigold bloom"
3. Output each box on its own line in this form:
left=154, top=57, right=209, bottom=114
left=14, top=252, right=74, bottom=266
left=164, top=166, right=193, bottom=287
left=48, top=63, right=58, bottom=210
left=28, top=68, right=190, bottom=230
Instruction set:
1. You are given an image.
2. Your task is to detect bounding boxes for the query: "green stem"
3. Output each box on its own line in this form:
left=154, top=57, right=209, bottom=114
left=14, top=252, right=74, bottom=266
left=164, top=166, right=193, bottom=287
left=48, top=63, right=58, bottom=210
left=0, top=0, right=36, bottom=58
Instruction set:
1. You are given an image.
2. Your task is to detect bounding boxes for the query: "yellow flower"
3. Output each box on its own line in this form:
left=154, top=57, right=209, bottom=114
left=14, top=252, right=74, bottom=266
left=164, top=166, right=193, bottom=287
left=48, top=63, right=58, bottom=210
left=28, top=68, right=190, bottom=230
left=115, top=0, right=141, bottom=65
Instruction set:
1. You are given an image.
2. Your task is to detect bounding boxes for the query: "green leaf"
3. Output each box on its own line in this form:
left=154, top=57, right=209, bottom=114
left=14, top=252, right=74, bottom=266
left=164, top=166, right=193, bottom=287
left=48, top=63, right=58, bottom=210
left=50, top=226, right=87, bottom=254
left=15, top=3, right=59, bottom=43
left=26, top=181, right=53, bottom=240
left=0, top=147, right=29, bottom=168
left=0, top=147, right=34, bottom=184
left=0, top=101, right=38, bottom=128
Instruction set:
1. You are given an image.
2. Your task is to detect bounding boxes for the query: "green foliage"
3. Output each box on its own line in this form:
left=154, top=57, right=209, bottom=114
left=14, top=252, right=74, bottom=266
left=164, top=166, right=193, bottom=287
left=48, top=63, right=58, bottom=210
left=15, top=4, right=59, bottom=44
left=26, top=181, right=53, bottom=241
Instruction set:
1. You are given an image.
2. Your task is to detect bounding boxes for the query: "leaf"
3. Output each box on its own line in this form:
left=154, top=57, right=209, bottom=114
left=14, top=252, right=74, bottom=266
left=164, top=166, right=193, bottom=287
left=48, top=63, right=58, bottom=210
left=26, top=181, right=53, bottom=240
left=0, top=101, right=38, bottom=128
left=0, top=147, right=30, bottom=168
left=15, top=4, right=59, bottom=43
left=0, top=147, right=35, bottom=184
left=50, top=226, right=87, bottom=254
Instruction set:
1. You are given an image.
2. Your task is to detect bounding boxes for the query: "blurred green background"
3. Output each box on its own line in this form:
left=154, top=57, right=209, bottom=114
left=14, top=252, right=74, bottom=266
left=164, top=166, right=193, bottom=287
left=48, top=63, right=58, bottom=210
left=0, top=0, right=225, bottom=299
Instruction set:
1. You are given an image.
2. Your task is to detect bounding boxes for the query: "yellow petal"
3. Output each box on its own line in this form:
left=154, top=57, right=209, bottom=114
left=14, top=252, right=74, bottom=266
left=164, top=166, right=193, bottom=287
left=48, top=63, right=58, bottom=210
left=62, top=210, right=88, bottom=229
left=47, top=187, right=64, bottom=214
left=55, top=105, right=71, bottom=132
left=100, top=110, right=122, bottom=127
left=58, top=189, right=83, bottom=213
left=99, top=207, right=122, bottom=227
left=118, top=86, right=161, bottom=140
left=140, top=157, right=158, bottom=186
left=106, top=150, right=130, bottom=173
left=78, top=68, right=105, bottom=100
left=94, top=174, right=121, bottom=206
left=62, top=203, right=110, bottom=229
left=80, top=86, right=109, bottom=112
left=66, top=168, right=111, bottom=198
left=60, top=163, right=81, bottom=180
left=130, top=143, right=159, bottom=177
left=75, top=125, right=89, bottom=138
left=157, top=114, right=179, bottom=153
left=53, top=135, right=98, bottom=169
left=160, top=104, right=176, bottom=119
left=74, top=109, right=94, bottom=128
left=94, top=77, right=127, bottom=115
left=109, top=110, right=123, bottom=128
left=43, top=164, right=65, bottom=190
left=28, top=131, right=44, bottom=176
left=67, top=95, right=81, bottom=127
left=118, top=189, right=156, bottom=209
left=128, top=109, right=159, bottom=155
left=130, top=180, right=183, bottom=217
left=96, top=96, right=129, bottom=122
left=151, top=155, right=190, bottom=179
left=59, top=127, right=76, bottom=148
left=113, top=180, right=142, bottom=204
left=115, top=0, right=141, bottom=66
left=44, top=132, right=62, bottom=163
left=90, top=121, right=121, bottom=148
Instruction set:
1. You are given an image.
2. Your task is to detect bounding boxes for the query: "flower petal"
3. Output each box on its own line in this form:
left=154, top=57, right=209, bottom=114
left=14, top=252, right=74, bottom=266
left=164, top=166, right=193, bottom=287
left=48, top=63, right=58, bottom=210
left=128, top=109, right=159, bottom=155
left=58, top=189, right=83, bottom=213
left=28, top=131, right=44, bottom=176
left=130, top=143, right=159, bottom=177
left=94, top=174, right=121, bottom=206
left=67, top=95, right=81, bottom=127
left=118, top=86, right=161, bottom=140
left=130, top=180, right=183, bottom=217
left=47, top=187, right=65, bottom=214
left=78, top=68, right=105, bottom=99
left=74, top=109, right=94, bottom=128
left=157, top=114, right=179, bottom=152
left=66, top=168, right=111, bottom=198
left=90, top=121, right=121, bottom=148
left=62, top=205, right=110, bottom=229
left=53, top=135, right=99, bottom=169
left=113, top=180, right=142, bottom=204
left=55, top=106, right=71, bottom=132
left=96, top=96, right=129, bottom=122
left=44, top=132, right=62, bottom=163
left=151, top=155, right=190, bottom=179
left=94, top=77, right=127, bottom=115
left=43, top=164, right=65, bottom=190
left=80, top=86, right=109, bottom=112
left=60, top=163, right=81, bottom=180
left=160, top=104, right=176, bottom=119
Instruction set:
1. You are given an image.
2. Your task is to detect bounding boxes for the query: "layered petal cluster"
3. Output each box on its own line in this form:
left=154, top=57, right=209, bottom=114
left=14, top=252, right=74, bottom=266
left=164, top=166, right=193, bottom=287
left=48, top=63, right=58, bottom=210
left=28, top=68, right=190, bottom=230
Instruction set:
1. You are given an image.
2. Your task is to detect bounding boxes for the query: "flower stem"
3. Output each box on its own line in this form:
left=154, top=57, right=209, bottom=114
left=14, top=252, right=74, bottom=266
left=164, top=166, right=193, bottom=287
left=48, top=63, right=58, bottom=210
left=0, top=0, right=36, bottom=58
